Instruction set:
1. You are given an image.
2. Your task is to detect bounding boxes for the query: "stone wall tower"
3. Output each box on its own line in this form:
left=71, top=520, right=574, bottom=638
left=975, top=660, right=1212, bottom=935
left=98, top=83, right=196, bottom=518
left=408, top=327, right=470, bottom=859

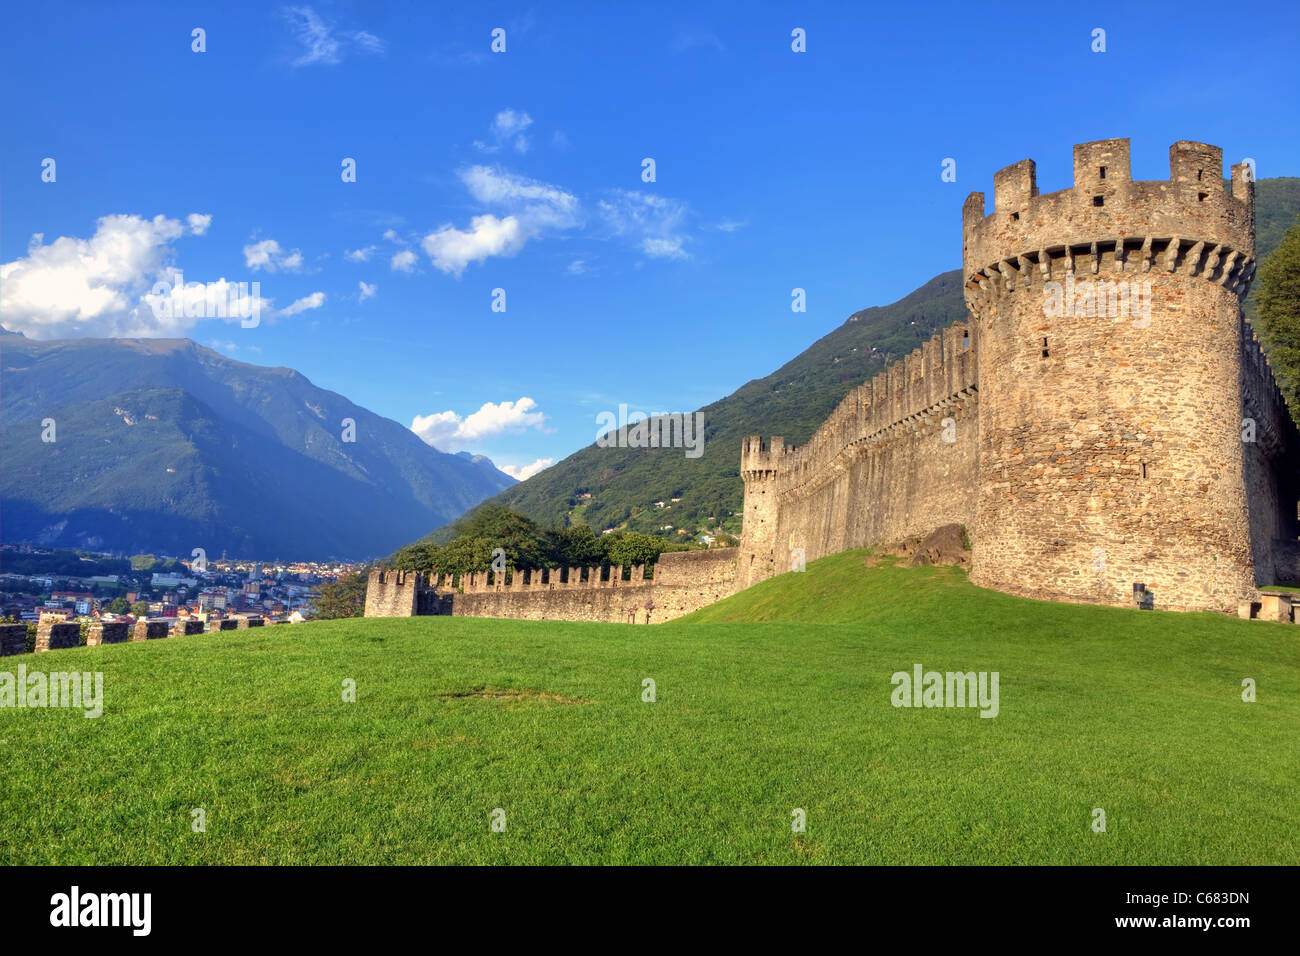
left=963, top=139, right=1265, bottom=611
left=737, top=435, right=785, bottom=589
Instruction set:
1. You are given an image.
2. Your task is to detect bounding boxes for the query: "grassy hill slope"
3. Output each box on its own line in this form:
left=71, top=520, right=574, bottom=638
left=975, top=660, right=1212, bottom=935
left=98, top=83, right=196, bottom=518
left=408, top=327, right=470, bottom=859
left=4, top=551, right=1295, bottom=865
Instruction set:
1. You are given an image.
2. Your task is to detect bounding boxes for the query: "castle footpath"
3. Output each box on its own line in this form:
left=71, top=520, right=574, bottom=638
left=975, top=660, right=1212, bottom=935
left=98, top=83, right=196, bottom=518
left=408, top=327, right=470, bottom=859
left=369, top=139, right=1300, bottom=622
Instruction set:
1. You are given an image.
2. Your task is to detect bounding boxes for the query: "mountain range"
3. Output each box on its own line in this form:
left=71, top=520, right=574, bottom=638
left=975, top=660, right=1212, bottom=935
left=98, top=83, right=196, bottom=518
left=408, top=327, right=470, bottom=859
left=0, top=335, right=514, bottom=560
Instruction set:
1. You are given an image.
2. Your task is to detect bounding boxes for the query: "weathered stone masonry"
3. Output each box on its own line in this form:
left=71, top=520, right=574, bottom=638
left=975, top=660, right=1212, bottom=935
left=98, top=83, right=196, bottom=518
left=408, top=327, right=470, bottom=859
left=743, top=139, right=1300, bottom=613
left=736, top=323, right=979, bottom=590
left=365, top=549, right=738, bottom=625
left=366, top=138, right=1299, bottom=621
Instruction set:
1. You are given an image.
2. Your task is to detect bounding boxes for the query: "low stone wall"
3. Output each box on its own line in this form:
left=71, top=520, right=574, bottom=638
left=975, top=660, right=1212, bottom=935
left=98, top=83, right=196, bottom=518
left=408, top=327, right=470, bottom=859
left=174, top=620, right=206, bottom=636
left=36, top=622, right=80, bottom=652
left=132, top=621, right=169, bottom=641
left=365, top=549, right=741, bottom=624
left=0, top=624, right=28, bottom=656
left=217, top=620, right=240, bottom=631
left=87, top=622, right=130, bottom=646
left=450, top=582, right=659, bottom=623
left=437, top=549, right=739, bottom=624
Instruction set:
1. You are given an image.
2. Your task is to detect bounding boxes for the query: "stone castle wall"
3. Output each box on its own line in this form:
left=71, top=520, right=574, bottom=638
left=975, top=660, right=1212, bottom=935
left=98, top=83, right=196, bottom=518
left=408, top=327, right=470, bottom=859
left=737, top=323, right=979, bottom=586
left=1241, top=322, right=1300, bottom=587
left=365, top=549, right=738, bottom=625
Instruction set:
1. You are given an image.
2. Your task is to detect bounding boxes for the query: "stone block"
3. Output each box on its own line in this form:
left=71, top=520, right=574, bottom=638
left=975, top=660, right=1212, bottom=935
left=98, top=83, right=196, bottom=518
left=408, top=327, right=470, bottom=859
left=1258, top=592, right=1292, bottom=623
left=36, top=622, right=80, bottom=652
left=87, top=622, right=130, bottom=646
left=132, top=620, right=170, bottom=641
left=0, top=623, right=28, bottom=656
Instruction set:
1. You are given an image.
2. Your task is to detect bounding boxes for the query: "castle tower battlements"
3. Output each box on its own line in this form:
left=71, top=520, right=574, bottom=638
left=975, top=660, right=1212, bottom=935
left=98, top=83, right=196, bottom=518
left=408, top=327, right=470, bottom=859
left=962, top=139, right=1255, bottom=293
left=962, top=138, right=1295, bottom=612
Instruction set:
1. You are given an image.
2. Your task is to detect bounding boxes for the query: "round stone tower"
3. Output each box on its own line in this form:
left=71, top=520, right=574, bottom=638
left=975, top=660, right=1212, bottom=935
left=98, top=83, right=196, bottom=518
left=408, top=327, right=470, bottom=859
left=963, top=139, right=1259, bottom=612
left=737, top=435, right=785, bottom=589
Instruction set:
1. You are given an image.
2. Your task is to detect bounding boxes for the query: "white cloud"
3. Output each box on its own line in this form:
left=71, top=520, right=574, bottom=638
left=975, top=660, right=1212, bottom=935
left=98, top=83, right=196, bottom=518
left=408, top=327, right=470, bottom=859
left=490, top=109, right=533, bottom=153
left=0, top=212, right=273, bottom=339
left=476, top=109, right=534, bottom=154
left=713, top=218, right=747, bottom=232
left=391, top=249, right=417, bottom=272
left=244, top=238, right=303, bottom=272
left=460, top=166, right=580, bottom=230
left=358, top=280, right=376, bottom=301
left=642, top=237, right=688, bottom=260
left=283, top=6, right=385, bottom=67
left=421, top=215, right=526, bottom=277
left=410, top=397, right=546, bottom=452
left=351, top=30, right=385, bottom=55
left=599, top=190, right=692, bottom=261
left=280, top=291, right=326, bottom=316
left=416, top=166, right=582, bottom=276
left=567, top=259, right=588, bottom=275
left=500, top=457, right=553, bottom=481
left=345, top=245, right=376, bottom=262
left=492, top=110, right=531, bottom=138
left=382, top=228, right=402, bottom=243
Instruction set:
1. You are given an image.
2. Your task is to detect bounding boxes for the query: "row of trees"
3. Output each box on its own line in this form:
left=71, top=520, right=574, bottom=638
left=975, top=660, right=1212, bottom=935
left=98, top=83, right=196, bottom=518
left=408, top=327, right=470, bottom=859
left=388, top=506, right=690, bottom=576
left=1257, top=218, right=1300, bottom=418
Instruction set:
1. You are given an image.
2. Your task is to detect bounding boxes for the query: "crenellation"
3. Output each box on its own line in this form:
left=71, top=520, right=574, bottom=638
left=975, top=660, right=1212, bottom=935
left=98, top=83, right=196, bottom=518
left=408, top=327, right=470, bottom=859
left=0, top=624, right=27, bottom=656
left=133, top=621, right=169, bottom=641
left=1073, top=138, right=1131, bottom=190
left=35, top=621, right=79, bottom=652
left=994, top=158, right=1038, bottom=213
left=87, top=622, right=129, bottom=645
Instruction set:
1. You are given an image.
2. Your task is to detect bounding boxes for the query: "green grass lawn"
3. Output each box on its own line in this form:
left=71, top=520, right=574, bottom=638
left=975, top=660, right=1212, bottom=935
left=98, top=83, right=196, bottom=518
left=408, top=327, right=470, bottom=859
left=2, top=551, right=1296, bottom=865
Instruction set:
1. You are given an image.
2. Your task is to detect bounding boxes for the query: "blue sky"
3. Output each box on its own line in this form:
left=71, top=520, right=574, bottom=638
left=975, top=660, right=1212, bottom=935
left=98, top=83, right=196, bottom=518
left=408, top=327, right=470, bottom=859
left=3, top=1, right=1298, bottom=479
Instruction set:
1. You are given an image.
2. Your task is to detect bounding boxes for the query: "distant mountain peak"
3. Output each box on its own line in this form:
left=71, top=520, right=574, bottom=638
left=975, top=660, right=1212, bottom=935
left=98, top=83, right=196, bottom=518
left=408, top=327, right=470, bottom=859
left=0, top=335, right=516, bottom=559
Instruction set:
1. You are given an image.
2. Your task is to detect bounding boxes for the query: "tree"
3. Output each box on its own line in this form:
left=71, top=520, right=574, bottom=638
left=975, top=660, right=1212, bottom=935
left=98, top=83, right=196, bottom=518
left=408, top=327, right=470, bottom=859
left=130, top=601, right=149, bottom=617
left=547, top=524, right=602, bottom=568
left=1257, top=218, right=1300, bottom=422
left=601, top=531, right=666, bottom=568
left=314, top=571, right=367, bottom=619
left=391, top=541, right=439, bottom=571
left=107, top=597, right=130, bottom=614
left=448, top=505, right=547, bottom=569
left=435, top=535, right=498, bottom=576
